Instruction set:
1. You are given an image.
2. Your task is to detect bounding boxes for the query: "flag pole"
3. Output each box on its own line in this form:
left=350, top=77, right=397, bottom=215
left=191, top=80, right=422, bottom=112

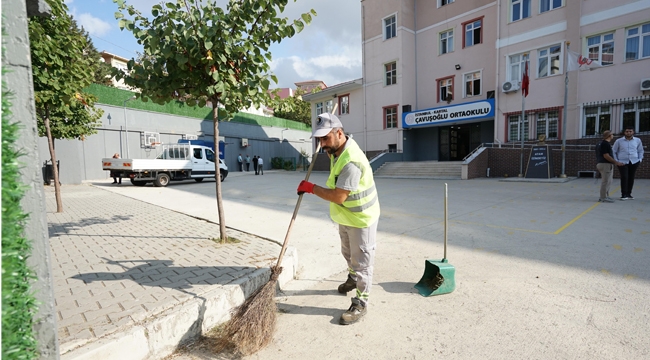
left=519, top=90, right=525, bottom=177
left=560, top=42, right=570, bottom=178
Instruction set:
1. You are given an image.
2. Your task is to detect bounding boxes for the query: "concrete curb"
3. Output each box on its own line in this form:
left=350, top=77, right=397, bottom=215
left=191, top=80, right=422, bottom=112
left=61, top=248, right=297, bottom=360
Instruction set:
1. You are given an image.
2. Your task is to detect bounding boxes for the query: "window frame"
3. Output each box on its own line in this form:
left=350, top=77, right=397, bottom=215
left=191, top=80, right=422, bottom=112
left=510, top=0, right=531, bottom=22
left=621, top=100, right=650, bottom=134
left=384, top=105, right=399, bottom=129
left=508, top=114, right=529, bottom=142
left=385, top=61, right=397, bottom=86
left=539, top=0, right=563, bottom=14
left=440, top=29, right=454, bottom=55
left=587, top=32, right=615, bottom=66
left=316, top=102, right=324, bottom=115
left=383, top=13, right=397, bottom=41
left=463, top=70, right=482, bottom=98
left=436, top=75, right=455, bottom=103
left=508, top=53, right=530, bottom=82
left=537, top=44, right=563, bottom=78
left=462, top=17, right=483, bottom=48
left=438, top=0, right=454, bottom=8
left=338, top=94, right=350, bottom=115
left=625, top=22, right=650, bottom=62
left=582, top=105, right=611, bottom=137
left=536, top=111, right=559, bottom=140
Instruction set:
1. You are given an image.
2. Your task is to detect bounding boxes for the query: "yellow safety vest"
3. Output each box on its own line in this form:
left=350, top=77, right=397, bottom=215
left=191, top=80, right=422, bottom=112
left=326, top=138, right=380, bottom=228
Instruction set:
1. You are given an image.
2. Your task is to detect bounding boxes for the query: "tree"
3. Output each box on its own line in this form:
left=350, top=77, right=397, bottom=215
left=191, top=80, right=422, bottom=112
left=272, top=88, right=315, bottom=126
left=30, top=0, right=104, bottom=212
left=77, top=24, right=115, bottom=87
left=113, top=0, right=316, bottom=241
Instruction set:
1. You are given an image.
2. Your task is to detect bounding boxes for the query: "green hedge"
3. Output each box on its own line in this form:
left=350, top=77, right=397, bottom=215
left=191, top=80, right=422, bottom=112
left=2, top=77, right=39, bottom=360
left=85, top=84, right=311, bottom=131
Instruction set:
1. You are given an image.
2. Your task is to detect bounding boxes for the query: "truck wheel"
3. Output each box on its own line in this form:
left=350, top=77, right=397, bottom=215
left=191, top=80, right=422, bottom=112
left=220, top=173, right=226, bottom=182
left=153, top=173, right=170, bottom=187
left=130, top=179, right=147, bottom=186
left=194, top=178, right=204, bottom=183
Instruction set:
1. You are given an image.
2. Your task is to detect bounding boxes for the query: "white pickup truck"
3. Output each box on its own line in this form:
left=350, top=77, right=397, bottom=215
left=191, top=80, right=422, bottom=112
left=102, top=144, right=228, bottom=187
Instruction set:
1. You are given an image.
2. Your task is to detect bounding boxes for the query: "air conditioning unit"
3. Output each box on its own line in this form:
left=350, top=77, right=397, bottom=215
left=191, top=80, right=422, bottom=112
left=184, top=134, right=198, bottom=140
left=241, top=138, right=249, bottom=147
left=502, top=80, right=520, bottom=93
left=641, top=78, right=650, bottom=91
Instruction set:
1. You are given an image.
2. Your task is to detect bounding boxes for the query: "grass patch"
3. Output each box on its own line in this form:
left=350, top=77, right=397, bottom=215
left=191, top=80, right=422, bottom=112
left=210, top=236, right=242, bottom=244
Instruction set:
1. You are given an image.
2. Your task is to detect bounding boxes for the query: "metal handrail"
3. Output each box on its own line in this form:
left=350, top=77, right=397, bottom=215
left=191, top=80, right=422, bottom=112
left=462, top=143, right=484, bottom=161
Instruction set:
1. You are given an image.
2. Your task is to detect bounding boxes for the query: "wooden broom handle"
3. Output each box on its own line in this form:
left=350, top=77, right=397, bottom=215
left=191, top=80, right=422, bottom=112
left=275, top=104, right=338, bottom=269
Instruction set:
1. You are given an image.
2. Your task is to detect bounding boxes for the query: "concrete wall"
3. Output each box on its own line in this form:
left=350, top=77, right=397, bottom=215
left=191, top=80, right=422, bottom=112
left=38, top=103, right=314, bottom=184
left=3, top=0, right=60, bottom=358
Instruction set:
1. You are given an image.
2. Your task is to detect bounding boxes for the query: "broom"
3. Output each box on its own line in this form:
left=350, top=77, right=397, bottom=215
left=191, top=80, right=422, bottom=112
left=215, top=108, right=336, bottom=355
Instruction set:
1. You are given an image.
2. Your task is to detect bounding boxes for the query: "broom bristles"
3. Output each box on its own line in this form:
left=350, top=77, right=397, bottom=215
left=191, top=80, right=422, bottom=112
left=212, top=266, right=283, bottom=356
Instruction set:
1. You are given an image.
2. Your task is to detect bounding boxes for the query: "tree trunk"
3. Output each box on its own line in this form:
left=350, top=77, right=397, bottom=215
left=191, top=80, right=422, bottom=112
left=212, top=101, right=227, bottom=241
left=44, top=107, right=63, bottom=212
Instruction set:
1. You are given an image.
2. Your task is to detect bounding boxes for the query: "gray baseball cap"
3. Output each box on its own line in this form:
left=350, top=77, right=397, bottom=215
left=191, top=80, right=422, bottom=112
left=311, top=113, right=343, bottom=138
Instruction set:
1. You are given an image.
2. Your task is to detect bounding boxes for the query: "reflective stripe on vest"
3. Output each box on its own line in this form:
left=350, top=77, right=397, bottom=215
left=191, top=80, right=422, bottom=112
left=326, top=138, right=380, bottom=228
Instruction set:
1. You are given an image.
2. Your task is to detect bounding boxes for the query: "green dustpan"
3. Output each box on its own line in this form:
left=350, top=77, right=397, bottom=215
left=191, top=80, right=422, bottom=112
left=415, top=183, right=456, bottom=296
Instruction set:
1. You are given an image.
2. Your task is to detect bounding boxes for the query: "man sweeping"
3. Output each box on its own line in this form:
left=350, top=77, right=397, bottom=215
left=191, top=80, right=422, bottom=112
left=296, top=112, right=380, bottom=325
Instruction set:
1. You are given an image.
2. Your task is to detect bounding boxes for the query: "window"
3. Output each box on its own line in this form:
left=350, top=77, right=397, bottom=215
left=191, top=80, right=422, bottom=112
left=383, top=14, right=396, bottom=40
left=325, top=100, right=334, bottom=113
left=583, top=106, right=611, bottom=137
left=193, top=148, right=203, bottom=159
left=508, top=53, right=529, bottom=82
left=464, top=71, right=481, bottom=98
left=536, top=111, right=559, bottom=139
left=540, top=0, right=562, bottom=13
left=438, top=77, right=454, bottom=102
left=511, top=0, right=530, bottom=22
left=622, top=100, right=650, bottom=133
left=440, top=30, right=454, bottom=55
left=625, top=23, right=650, bottom=61
left=385, top=62, right=397, bottom=86
left=316, top=102, right=324, bottom=115
left=339, top=95, right=350, bottom=115
left=464, top=19, right=482, bottom=47
left=509, top=114, right=529, bottom=141
left=385, top=106, right=398, bottom=129
left=588, top=33, right=614, bottom=66
left=538, top=44, right=561, bottom=78
left=206, top=149, right=215, bottom=162
left=439, top=0, right=454, bottom=7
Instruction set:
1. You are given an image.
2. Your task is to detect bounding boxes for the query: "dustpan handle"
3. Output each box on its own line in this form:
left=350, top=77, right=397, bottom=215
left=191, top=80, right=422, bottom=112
left=444, top=183, right=448, bottom=260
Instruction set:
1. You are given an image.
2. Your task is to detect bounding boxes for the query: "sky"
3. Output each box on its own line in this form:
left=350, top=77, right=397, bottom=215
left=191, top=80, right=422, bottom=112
left=64, top=0, right=363, bottom=89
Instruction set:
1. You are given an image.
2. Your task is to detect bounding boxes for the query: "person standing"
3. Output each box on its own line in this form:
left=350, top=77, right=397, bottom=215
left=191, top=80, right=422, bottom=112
left=612, top=126, right=644, bottom=200
left=253, top=155, right=259, bottom=175
left=245, top=154, right=251, bottom=172
left=595, top=131, right=623, bottom=203
left=257, top=156, right=264, bottom=175
left=237, top=153, right=243, bottom=172
left=296, top=113, right=380, bottom=325
left=110, top=153, right=122, bottom=184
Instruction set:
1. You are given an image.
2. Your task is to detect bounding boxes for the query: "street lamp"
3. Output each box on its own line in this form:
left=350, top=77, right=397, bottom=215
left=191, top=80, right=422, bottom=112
left=281, top=128, right=290, bottom=142
left=123, top=95, right=136, bottom=158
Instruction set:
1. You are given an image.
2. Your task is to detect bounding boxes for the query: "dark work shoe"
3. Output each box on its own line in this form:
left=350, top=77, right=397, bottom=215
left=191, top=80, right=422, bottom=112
left=627, top=195, right=634, bottom=200
left=337, top=274, right=357, bottom=294
left=339, top=298, right=366, bottom=325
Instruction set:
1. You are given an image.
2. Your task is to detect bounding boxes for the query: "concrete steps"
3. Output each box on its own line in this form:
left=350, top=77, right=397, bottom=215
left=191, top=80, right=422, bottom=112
left=374, top=161, right=463, bottom=179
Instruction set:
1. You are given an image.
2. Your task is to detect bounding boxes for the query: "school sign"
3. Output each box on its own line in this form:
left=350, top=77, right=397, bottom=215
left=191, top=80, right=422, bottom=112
left=402, top=99, right=495, bottom=129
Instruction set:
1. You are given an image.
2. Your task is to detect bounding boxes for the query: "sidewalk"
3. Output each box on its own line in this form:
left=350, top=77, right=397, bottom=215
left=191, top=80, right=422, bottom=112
left=46, top=182, right=297, bottom=360
left=49, top=173, right=650, bottom=359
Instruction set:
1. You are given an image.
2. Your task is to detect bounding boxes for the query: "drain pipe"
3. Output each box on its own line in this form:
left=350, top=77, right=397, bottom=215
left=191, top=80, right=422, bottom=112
left=362, top=2, right=368, bottom=153
left=494, top=0, right=502, bottom=144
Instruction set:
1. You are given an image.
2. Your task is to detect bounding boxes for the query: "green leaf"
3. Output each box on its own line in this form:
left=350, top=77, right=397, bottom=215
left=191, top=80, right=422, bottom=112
left=205, top=41, right=213, bottom=49
left=115, top=12, right=124, bottom=19
left=118, top=19, right=127, bottom=29
left=301, top=13, right=312, bottom=25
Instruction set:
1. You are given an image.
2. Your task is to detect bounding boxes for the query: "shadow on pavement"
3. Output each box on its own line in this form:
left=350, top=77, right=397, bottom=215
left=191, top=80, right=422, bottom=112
left=48, top=215, right=133, bottom=237
left=377, top=281, right=421, bottom=294
left=277, top=302, right=340, bottom=323
left=71, top=258, right=259, bottom=290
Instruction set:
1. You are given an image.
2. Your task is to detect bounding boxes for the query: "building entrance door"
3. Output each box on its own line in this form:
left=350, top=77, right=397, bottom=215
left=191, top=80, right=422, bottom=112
left=439, top=124, right=481, bottom=161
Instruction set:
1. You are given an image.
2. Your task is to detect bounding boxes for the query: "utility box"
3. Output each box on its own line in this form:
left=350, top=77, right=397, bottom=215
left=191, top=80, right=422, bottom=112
left=42, top=160, right=60, bottom=185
